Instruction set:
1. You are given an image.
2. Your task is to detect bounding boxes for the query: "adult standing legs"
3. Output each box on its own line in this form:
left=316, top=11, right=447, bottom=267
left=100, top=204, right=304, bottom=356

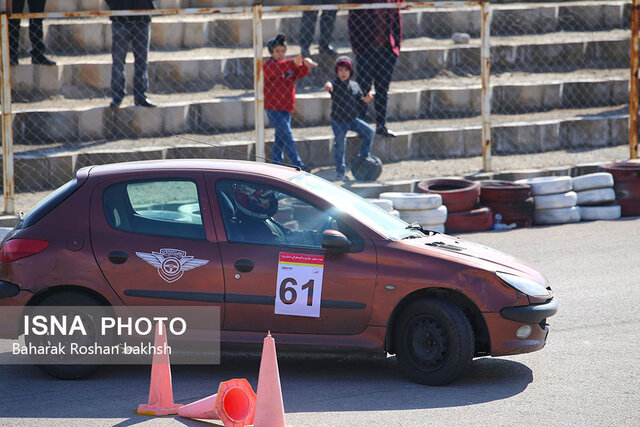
left=299, top=11, right=317, bottom=56
left=130, top=20, right=154, bottom=107
left=110, top=20, right=129, bottom=107
left=318, top=10, right=337, bottom=54
left=354, top=50, right=375, bottom=123
left=372, top=47, right=397, bottom=135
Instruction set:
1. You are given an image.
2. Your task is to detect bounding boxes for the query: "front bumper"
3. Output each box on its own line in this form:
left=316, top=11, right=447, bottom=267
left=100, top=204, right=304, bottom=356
left=500, top=298, right=558, bottom=324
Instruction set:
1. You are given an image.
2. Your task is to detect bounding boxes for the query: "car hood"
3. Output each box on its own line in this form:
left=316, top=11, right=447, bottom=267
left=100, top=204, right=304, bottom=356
left=399, top=232, right=549, bottom=287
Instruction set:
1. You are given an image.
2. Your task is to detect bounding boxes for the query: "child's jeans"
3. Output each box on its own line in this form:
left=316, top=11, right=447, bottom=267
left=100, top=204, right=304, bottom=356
left=266, top=110, right=305, bottom=169
left=331, top=118, right=374, bottom=174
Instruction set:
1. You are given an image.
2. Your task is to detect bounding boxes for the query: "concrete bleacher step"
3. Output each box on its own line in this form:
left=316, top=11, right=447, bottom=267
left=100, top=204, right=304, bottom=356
left=17, top=1, right=630, bottom=54
left=11, top=68, right=629, bottom=143
left=11, top=28, right=631, bottom=98
left=7, top=106, right=628, bottom=191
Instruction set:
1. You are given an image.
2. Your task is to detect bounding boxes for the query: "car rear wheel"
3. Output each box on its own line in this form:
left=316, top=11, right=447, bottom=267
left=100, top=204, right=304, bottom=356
left=394, top=298, right=474, bottom=386
left=27, top=291, right=109, bottom=380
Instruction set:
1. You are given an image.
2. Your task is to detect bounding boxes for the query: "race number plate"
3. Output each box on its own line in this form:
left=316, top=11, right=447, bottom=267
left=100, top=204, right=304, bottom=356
left=274, top=252, right=324, bottom=317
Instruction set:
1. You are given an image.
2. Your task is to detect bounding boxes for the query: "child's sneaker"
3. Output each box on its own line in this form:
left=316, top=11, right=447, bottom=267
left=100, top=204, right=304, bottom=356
left=335, top=171, right=346, bottom=181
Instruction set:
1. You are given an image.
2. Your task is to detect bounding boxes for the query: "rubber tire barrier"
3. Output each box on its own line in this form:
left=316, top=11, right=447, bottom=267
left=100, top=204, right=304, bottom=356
left=350, top=155, right=383, bottom=182
left=379, top=192, right=442, bottom=210
left=366, top=198, right=393, bottom=211
left=598, top=161, right=640, bottom=182
left=445, top=206, right=493, bottom=234
left=429, top=224, right=445, bottom=233
left=533, top=191, right=577, bottom=210
left=533, top=206, right=581, bottom=225
left=571, top=172, right=614, bottom=192
left=578, top=204, right=621, bottom=221
left=575, top=188, right=616, bottom=206
left=389, top=209, right=400, bottom=217
left=613, top=181, right=640, bottom=200
left=516, top=176, right=572, bottom=196
left=478, top=180, right=531, bottom=202
left=485, top=197, right=535, bottom=224
left=617, top=199, right=640, bottom=217
left=416, top=178, right=480, bottom=213
left=399, top=205, right=448, bottom=226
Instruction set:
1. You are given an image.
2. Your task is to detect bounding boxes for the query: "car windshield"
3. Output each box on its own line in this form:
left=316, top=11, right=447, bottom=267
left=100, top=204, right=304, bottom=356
left=290, top=174, right=422, bottom=241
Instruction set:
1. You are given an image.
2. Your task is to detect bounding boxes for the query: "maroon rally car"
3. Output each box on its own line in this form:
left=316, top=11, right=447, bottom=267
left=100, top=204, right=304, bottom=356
left=0, top=160, right=557, bottom=384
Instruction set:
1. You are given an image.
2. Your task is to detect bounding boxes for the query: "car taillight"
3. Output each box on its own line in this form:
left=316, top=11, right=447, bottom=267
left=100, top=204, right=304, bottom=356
left=0, top=239, right=49, bottom=263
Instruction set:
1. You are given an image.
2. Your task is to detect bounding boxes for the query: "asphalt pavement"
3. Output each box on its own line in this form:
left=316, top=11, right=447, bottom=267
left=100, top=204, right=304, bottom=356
left=0, top=218, right=638, bottom=426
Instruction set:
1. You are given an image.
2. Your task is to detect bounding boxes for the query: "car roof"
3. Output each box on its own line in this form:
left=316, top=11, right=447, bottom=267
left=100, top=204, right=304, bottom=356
left=82, top=159, right=302, bottom=181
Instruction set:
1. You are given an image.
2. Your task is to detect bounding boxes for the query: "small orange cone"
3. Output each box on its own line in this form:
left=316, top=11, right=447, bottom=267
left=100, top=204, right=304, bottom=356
left=137, top=321, right=183, bottom=416
left=252, top=331, right=286, bottom=427
left=178, top=378, right=256, bottom=426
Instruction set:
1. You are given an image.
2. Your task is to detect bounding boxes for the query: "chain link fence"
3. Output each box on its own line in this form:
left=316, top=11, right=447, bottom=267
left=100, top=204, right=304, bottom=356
left=1, top=0, right=634, bottom=213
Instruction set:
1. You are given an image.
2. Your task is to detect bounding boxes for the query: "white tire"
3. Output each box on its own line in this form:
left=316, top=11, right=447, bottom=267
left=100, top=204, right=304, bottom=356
left=578, top=204, right=621, bottom=221
left=516, top=176, right=572, bottom=196
left=399, top=205, right=448, bottom=226
left=389, top=209, right=400, bottom=217
left=366, top=198, right=394, bottom=211
left=571, top=172, right=614, bottom=191
left=379, top=192, right=442, bottom=210
left=576, top=188, right=616, bottom=206
left=533, top=191, right=577, bottom=210
left=533, top=206, right=581, bottom=225
left=425, top=224, right=445, bottom=234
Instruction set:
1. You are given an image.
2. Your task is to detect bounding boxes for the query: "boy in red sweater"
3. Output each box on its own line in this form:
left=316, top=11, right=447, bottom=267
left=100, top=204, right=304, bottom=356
left=264, top=33, right=317, bottom=170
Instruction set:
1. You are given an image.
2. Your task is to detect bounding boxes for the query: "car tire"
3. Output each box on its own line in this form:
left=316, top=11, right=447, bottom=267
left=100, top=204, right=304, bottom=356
left=533, top=206, right=581, bottom=225
left=399, top=205, right=448, bottom=226
left=379, top=192, right=442, bottom=210
left=533, top=191, right=578, bottom=210
left=366, top=198, right=394, bottom=211
left=578, top=204, right=621, bottom=221
left=516, top=176, right=572, bottom=196
left=28, top=291, right=110, bottom=380
left=445, top=206, right=493, bottom=234
left=575, top=188, right=616, bottom=206
left=478, top=180, right=532, bottom=202
left=618, top=199, right=640, bottom=217
left=394, top=298, right=474, bottom=386
left=416, top=179, right=480, bottom=213
left=571, top=172, right=614, bottom=192
left=598, top=161, right=640, bottom=183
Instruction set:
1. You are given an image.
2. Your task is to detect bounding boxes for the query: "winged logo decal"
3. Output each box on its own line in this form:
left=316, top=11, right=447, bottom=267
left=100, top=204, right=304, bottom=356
left=136, top=248, right=209, bottom=283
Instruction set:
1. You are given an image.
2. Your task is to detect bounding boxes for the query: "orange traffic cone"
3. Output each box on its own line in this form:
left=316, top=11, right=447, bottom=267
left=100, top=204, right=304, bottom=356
left=252, top=331, right=286, bottom=427
left=178, top=378, right=256, bottom=426
left=137, top=321, right=183, bottom=416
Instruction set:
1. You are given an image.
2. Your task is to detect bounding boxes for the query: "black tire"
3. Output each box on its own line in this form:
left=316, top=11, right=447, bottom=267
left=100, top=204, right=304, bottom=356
left=394, top=298, right=474, bottom=386
left=350, top=155, right=383, bottom=181
left=27, top=291, right=109, bottom=380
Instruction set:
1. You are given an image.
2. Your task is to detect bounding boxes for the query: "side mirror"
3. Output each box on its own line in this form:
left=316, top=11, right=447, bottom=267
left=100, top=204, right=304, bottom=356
left=321, top=230, right=352, bottom=253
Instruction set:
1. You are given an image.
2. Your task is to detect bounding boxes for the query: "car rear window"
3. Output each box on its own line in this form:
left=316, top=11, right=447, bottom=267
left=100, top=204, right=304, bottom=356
left=103, top=179, right=205, bottom=240
left=18, top=179, right=79, bottom=228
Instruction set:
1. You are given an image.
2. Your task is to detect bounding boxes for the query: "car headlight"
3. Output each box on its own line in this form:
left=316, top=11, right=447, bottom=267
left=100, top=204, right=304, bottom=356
left=496, top=271, right=550, bottom=298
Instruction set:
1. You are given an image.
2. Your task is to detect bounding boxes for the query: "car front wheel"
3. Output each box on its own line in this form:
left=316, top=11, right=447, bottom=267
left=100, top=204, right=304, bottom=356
left=394, top=298, right=474, bottom=386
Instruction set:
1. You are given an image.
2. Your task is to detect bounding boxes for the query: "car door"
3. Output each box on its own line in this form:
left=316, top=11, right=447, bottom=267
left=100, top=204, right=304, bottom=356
left=90, top=173, right=225, bottom=320
left=207, top=174, right=376, bottom=335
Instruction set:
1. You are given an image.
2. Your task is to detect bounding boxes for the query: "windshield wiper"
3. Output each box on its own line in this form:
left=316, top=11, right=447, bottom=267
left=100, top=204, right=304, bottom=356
left=404, top=223, right=440, bottom=238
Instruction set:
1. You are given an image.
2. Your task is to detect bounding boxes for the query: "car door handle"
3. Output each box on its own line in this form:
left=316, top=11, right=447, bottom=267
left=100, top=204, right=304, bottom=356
left=234, top=259, right=254, bottom=273
left=108, top=250, right=128, bottom=264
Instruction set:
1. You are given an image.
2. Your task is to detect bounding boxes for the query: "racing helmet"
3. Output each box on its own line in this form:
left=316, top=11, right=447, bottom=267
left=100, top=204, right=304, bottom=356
left=234, top=183, right=278, bottom=219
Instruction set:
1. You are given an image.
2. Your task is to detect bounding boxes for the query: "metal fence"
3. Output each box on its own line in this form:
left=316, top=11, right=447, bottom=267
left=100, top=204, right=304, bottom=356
left=0, top=1, right=637, bottom=215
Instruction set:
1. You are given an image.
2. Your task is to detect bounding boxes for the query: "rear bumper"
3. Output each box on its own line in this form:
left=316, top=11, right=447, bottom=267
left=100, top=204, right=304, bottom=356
left=500, top=298, right=558, bottom=324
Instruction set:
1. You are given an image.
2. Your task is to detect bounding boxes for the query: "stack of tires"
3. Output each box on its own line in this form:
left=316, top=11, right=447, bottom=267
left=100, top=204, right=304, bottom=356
left=478, top=180, right=534, bottom=228
left=416, top=178, right=492, bottom=234
left=379, top=192, right=447, bottom=233
left=366, top=198, right=400, bottom=217
left=598, top=161, right=640, bottom=217
left=516, top=176, right=580, bottom=225
left=571, top=172, right=620, bottom=221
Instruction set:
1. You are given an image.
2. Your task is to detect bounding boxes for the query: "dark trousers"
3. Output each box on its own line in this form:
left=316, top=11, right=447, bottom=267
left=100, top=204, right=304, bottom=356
left=110, top=19, right=151, bottom=104
left=299, top=5, right=336, bottom=50
left=8, top=0, right=47, bottom=59
left=355, top=47, right=398, bottom=128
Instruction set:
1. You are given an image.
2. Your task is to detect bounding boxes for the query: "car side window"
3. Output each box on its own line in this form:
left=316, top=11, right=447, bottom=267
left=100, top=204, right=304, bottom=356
left=103, top=180, right=206, bottom=240
left=216, top=180, right=336, bottom=248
